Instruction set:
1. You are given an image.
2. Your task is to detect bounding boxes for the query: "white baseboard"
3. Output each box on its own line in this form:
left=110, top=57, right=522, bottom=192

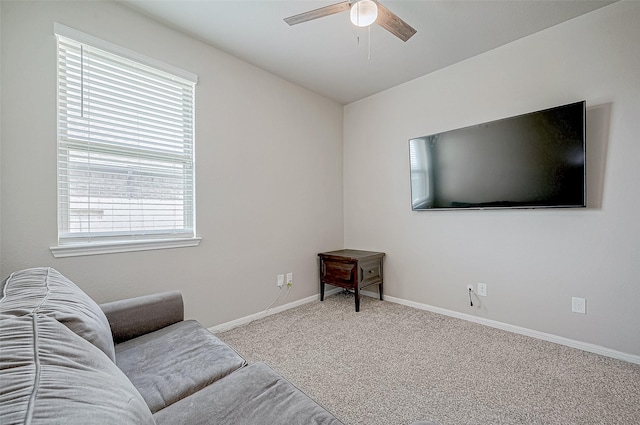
left=208, top=287, right=342, bottom=334
left=370, top=291, right=640, bottom=366
left=210, top=287, right=640, bottom=365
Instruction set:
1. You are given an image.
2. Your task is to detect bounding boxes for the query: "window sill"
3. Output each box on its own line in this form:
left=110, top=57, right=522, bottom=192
left=50, top=237, right=202, bottom=258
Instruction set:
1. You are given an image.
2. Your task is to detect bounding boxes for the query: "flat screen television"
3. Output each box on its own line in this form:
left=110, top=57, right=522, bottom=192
left=409, top=101, right=586, bottom=210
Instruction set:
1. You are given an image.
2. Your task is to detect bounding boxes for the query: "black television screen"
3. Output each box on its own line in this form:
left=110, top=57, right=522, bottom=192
left=409, top=101, right=586, bottom=210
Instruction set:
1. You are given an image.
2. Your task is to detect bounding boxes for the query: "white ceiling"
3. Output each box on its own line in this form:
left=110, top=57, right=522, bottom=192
left=120, top=0, right=614, bottom=105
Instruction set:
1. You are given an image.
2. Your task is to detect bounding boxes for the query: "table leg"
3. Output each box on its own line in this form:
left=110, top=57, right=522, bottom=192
left=320, top=281, right=325, bottom=301
left=355, top=286, right=360, bottom=312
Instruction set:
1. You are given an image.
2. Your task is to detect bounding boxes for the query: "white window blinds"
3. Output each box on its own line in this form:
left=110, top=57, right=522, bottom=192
left=56, top=27, right=197, bottom=247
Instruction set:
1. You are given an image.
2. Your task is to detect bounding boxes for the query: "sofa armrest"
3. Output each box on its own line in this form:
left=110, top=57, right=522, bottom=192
left=100, top=291, right=184, bottom=344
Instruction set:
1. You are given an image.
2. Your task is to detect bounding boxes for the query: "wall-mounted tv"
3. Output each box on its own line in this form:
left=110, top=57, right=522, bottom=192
left=409, top=101, right=586, bottom=211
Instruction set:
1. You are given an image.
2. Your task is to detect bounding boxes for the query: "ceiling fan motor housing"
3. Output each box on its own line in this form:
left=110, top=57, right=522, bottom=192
left=350, top=0, right=379, bottom=27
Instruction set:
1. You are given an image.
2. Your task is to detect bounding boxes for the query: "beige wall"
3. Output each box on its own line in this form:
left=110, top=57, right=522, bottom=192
left=0, top=1, right=344, bottom=326
left=344, top=2, right=640, bottom=356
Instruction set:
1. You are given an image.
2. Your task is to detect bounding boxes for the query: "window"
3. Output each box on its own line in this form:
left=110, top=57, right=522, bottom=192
left=52, top=24, right=199, bottom=257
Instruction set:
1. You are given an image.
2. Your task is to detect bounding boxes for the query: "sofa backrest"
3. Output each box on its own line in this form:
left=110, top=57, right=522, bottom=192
left=0, top=267, right=156, bottom=425
left=1, top=267, right=115, bottom=360
left=0, top=315, right=156, bottom=425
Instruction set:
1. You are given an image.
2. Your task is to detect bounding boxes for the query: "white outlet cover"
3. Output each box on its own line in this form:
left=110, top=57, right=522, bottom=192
left=572, top=297, right=586, bottom=314
left=477, top=283, right=487, bottom=297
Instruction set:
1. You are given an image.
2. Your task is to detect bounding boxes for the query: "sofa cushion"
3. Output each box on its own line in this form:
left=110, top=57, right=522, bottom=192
left=153, top=361, right=344, bottom=425
left=0, top=313, right=155, bottom=425
left=115, top=319, right=246, bottom=413
left=1, top=267, right=116, bottom=361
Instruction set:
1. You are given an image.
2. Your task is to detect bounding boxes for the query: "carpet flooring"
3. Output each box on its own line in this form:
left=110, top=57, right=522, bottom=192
left=216, top=293, right=640, bottom=425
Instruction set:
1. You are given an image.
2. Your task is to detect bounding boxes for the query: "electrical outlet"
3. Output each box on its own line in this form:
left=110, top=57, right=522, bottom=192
left=572, top=297, right=586, bottom=314
left=286, top=273, right=293, bottom=287
left=477, top=283, right=487, bottom=297
left=277, top=274, right=284, bottom=288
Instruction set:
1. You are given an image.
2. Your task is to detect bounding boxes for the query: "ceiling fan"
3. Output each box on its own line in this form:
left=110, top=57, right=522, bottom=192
left=284, top=0, right=417, bottom=42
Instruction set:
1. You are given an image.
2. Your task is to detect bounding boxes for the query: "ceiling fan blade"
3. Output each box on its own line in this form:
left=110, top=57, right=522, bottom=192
left=284, top=1, right=351, bottom=26
left=376, top=2, right=417, bottom=42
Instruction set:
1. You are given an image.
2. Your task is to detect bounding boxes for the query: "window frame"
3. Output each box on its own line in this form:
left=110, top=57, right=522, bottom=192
left=51, top=23, right=200, bottom=258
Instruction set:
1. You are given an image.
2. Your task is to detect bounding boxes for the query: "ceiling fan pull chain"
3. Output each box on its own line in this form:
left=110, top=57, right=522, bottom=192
left=368, top=25, right=372, bottom=60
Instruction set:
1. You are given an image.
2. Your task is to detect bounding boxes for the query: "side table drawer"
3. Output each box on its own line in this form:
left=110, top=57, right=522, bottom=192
left=321, top=260, right=356, bottom=287
left=360, top=260, right=382, bottom=286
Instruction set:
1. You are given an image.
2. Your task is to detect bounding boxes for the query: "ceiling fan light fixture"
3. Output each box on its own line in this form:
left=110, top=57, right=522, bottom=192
left=350, top=0, right=378, bottom=27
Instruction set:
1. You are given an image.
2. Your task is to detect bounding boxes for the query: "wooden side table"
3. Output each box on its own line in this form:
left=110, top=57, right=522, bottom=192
left=318, top=249, right=385, bottom=312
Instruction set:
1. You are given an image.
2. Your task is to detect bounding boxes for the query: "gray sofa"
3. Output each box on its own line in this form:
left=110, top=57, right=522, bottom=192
left=0, top=267, right=343, bottom=425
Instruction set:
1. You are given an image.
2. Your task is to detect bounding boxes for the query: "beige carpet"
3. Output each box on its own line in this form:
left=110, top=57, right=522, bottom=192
left=217, top=293, right=640, bottom=425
